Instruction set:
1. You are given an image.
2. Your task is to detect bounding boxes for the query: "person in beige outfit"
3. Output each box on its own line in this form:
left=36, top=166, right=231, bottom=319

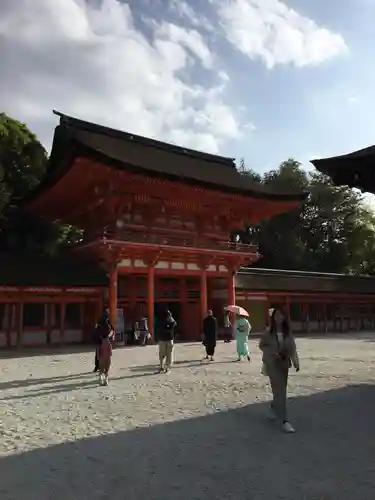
left=158, top=310, right=177, bottom=373
left=259, top=307, right=300, bottom=433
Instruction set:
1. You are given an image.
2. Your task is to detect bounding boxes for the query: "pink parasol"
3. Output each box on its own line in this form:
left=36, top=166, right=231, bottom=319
left=224, top=305, right=249, bottom=317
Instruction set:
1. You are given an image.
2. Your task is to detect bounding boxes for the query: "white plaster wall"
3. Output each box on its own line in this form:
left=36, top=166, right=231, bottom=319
left=50, top=330, right=61, bottom=344
left=291, top=321, right=303, bottom=332
left=309, top=321, right=319, bottom=332
left=21, top=331, right=47, bottom=346
left=171, top=262, right=184, bottom=270
left=64, top=329, right=83, bottom=343
left=155, top=261, right=169, bottom=269
left=187, top=264, right=199, bottom=271
left=327, top=320, right=335, bottom=331
left=134, top=259, right=146, bottom=268
left=119, top=259, right=131, bottom=267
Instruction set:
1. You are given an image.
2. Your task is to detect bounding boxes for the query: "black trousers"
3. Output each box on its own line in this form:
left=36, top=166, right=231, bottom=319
left=94, top=348, right=99, bottom=370
left=205, top=344, right=216, bottom=356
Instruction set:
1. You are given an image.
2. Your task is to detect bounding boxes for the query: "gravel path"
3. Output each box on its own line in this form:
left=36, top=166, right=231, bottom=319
left=1, top=336, right=375, bottom=500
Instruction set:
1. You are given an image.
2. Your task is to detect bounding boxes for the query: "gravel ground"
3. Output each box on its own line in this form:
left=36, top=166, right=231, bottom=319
left=1, top=335, right=375, bottom=500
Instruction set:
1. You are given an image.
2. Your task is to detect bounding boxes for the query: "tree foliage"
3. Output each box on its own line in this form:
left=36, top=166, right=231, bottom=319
left=0, top=113, right=47, bottom=204
left=0, top=113, right=81, bottom=256
left=237, top=158, right=375, bottom=275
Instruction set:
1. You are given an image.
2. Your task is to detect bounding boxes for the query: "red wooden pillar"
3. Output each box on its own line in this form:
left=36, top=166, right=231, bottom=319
left=227, top=270, right=236, bottom=329
left=147, top=266, right=155, bottom=338
left=5, top=304, right=11, bottom=348
left=108, top=263, right=118, bottom=330
left=181, top=277, right=187, bottom=340
left=60, top=303, right=66, bottom=345
left=200, top=268, right=208, bottom=322
left=323, top=302, right=327, bottom=333
left=46, top=304, right=52, bottom=345
left=227, top=270, right=236, bottom=306
left=17, top=302, right=23, bottom=346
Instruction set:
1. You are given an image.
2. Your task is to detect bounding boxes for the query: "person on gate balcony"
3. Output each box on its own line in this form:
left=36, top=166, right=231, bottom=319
left=158, top=310, right=177, bottom=373
left=259, top=307, right=300, bottom=434
left=93, top=309, right=114, bottom=372
left=224, top=310, right=232, bottom=343
left=203, top=310, right=218, bottom=361
left=235, top=313, right=251, bottom=362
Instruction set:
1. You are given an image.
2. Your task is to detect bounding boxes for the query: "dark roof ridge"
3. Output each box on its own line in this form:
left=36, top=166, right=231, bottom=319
left=311, top=144, right=375, bottom=165
left=239, top=267, right=374, bottom=279
left=53, top=110, right=236, bottom=168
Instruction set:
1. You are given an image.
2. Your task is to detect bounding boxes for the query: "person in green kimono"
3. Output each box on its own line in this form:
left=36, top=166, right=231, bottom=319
left=235, top=314, right=251, bottom=361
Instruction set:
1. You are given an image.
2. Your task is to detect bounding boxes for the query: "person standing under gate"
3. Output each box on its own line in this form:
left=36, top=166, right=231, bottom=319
left=235, top=313, right=251, bottom=362
left=259, top=307, right=300, bottom=433
left=203, top=310, right=218, bottom=361
left=158, top=310, right=177, bottom=373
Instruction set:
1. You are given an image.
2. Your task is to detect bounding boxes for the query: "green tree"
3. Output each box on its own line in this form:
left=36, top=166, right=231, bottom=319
left=0, top=113, right=47, bottom=203
left=0, top=113, right=82, bottom=256
left=237, top=157, right=262, bottom=184
left=237, top=157, right=375, bottom=275
left=256, top=159, right=309, bottom=269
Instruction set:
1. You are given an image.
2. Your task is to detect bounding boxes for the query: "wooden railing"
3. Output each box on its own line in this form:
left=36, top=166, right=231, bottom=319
left=84, top=229, right=258, bottom=254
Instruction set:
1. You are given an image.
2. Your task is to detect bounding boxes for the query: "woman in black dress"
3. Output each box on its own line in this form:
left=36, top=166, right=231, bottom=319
left=203, top=310, right=218, bottom=361
left=93, top=309, right=114, bottom=372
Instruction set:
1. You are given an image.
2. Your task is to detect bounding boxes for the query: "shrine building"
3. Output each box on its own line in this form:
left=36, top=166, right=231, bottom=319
left=1, top=113, right=375, bottom=349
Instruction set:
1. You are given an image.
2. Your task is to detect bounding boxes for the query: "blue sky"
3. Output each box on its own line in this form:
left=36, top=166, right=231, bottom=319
left=0, top=0, right=374, bottom=176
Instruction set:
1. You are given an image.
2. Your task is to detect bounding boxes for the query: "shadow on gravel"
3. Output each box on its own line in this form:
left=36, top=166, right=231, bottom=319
left=0, top=345, right=96, bottom=360
left=294, top=332, right=375, bottom=342
left=129, top=359, right=237, bottom=373
left=1, top=384, right=375, bottom=500
left=0, top=372, right=94, bottom=391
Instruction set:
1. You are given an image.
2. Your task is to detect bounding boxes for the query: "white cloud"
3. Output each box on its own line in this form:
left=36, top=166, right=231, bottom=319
left=363, top=193, right=375, bottom=213
left=169, top=0, right=214, bottom=32
left=0, top=0, right=244, bottom=153
left=214, top=0, right=347, bottom=68
left=155, top=22, right=213, bottom=69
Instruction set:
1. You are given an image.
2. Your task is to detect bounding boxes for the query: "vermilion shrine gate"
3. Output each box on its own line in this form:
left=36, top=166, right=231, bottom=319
left=21, top=111, right=307, bottom=340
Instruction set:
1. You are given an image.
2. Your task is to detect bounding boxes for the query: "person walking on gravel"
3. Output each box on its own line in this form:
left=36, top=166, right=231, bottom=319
left=98, top=330, right=113, bottom=386
left=223, top=310, right=232, bottom=343
left=93, top=309, right=114, bottom=372
left=235, top=313, right=251, bottom=361
left=259, top=307, right=300, bottom=433
left=203, top=309, right=218, bottom=361
left=158, top=310, right=177, bottom=373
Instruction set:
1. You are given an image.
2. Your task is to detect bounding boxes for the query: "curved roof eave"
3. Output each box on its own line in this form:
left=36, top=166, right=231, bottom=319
left=21, top=111, right=309, bottom=208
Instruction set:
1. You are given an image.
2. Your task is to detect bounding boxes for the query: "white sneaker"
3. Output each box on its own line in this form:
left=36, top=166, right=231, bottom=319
left=282, top=421, right=295, bottom=433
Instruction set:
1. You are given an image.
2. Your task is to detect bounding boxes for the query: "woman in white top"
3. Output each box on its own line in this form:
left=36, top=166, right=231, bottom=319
left=259, top=307, right=300, bottom=433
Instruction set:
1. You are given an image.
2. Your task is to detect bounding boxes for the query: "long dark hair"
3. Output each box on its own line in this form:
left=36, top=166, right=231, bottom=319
left=98, top=309, right=113, bottom=332
left=269, top=307, right=290, bottom=337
